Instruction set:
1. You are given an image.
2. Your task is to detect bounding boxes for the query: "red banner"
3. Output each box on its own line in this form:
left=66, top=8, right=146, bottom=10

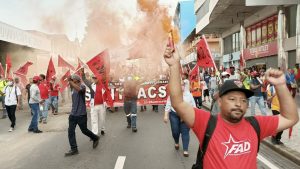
left=86, top=80, right=169, bottom=107
left=46, top=57, right=56, bottom=82
left=59, top=70, right=71, bottom=93
left=58, top=55, right=75, bottom=70
left=14, top=61, right=33, bottom=76
left=86, top=50, right=113, bottom=106
left=189, top=65, right=198, bottom=83
left=5, top=53, right=12, bottom=78
left=86, top=50, right=110, bottom=82
left=243, top=41, right=277, bottom=60
left=196, top=36, right=215, bottom=68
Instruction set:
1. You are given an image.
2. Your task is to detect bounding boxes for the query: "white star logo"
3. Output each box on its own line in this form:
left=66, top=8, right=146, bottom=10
left=221, top=134, right=251, bottom=159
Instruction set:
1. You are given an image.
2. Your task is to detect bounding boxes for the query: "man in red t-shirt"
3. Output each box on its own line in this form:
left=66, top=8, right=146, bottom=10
left=49, top=76, right=60, bottom=115
left=38, top=74, right=50, bottom=123
left=163, top=47, right=299, bottom=169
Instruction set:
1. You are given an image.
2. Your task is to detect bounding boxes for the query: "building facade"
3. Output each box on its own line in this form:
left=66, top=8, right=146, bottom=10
left=195, top=0, right=300, bottom=70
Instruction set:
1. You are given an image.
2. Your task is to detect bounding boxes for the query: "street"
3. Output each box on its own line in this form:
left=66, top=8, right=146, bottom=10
left=0, top=105, right=299, bottom=169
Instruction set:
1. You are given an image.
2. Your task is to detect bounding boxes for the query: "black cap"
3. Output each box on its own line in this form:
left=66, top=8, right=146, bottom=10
left=219, top=80, right=254, bottom=98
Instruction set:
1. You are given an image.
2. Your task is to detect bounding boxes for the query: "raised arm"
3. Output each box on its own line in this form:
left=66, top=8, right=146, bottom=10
left=163, top=47, right=195, bottom=127
left=265, top=69, right=299, bottom=132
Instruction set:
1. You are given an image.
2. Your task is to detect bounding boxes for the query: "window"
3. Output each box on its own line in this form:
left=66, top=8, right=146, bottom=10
left=286, top=5, right=297, bottom=38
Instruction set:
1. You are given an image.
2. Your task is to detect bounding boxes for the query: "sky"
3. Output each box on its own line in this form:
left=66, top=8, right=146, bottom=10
left=0, top=0, right=178, bottom=42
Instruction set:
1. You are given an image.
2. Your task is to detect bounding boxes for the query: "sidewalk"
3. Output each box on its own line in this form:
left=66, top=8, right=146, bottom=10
left=202, top=94, right=300, bottom=165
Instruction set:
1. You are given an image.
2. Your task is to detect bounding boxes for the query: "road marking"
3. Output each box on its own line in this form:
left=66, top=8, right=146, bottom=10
left=257, top=154, right=280, bottom=169
left=114, top=156, right=126, bottom=169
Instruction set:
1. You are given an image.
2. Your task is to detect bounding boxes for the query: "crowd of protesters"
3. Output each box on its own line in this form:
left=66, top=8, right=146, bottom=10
left=177, top=63, right=300, bottom=147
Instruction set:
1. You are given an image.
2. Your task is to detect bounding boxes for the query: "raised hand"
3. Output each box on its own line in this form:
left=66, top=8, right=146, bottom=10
left=265, top=68, right=286, bottom=86
left=163, top=47, right=179, bottom=67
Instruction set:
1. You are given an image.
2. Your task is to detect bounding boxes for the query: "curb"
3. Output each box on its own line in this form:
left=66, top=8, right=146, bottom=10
left=202, top=102, right=300, bottom=165
left=262, top=139, right=300, bottom=165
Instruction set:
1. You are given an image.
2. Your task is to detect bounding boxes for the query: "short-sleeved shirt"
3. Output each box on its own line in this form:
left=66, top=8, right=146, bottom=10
left=192, top=108, right=278, bottom=169
left=204, top=74, right=211, bottom=86
left=38, top=81, right=49, bottom=99
left=3, top=85, right=21, bottom=106
left=250, top=78, right=263, bottom=96
left=70, top=85, right=87, bottom=116
left=49, top=83, right=60, bottom=97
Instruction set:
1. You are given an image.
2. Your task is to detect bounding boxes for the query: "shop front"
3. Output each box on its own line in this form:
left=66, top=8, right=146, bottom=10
left=243, top=41, right=278, bottom=69
left=223, top=51, right=241, bottom=69
left=244, top=13, right=278, bottom=69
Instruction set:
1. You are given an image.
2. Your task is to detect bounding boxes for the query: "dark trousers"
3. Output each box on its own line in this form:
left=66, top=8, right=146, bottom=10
left=272, top=110, right=283, bottom=140
left=152, top=105, right=158, bottom=112
left=6, top=105, right=17, bottom=128
left=193, top=97, right=202, bottom=108
left=68, top=115, right=98, bottom=150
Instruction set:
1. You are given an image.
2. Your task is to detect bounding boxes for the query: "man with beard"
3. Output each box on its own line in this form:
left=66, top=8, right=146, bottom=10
left=163, top=47, right=298, bottom=169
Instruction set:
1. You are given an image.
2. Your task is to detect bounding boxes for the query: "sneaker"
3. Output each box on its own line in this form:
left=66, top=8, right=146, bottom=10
left=28, top=128, right=34, bottom=132
left=33, top=129, right=43, bottom=133
left=183, top=151, right=189, bottom=157
left=271, top=137, right=277, bottom=144
left=132, top=128, right=138, bottom=133
left=276, top=140, right=284, bottom=145
left=8, top=127, right=14, bottom=132
left=127, top=124, right=131, bottom=128
left=93, top=136, right=100, bottom=149
left=101, top=130, right=105, bottom=135
left=64, top=149, right=79, bottom=157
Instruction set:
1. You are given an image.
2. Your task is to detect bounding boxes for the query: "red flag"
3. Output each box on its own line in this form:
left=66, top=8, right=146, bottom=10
left=196, top=35, right=215, bottom=68
left=46, top=57, right=56, bottom=82
left=14, top=61, right=33, bottom=76
left=58, top=55, right=75, bottom=70
left=86, top=49, right=113, bottom=107
left=86, top=50, right=110, bottom=82
left=59, top=70, right=71, bottom=93
left=0, top=63, right=5, bottom=77
left=5, top=53, right=12, bottom=78
left=189, top=65, right=199, bottom=82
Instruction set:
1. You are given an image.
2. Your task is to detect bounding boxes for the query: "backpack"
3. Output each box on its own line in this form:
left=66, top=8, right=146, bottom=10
left=192, top=115, right=260, bottom=169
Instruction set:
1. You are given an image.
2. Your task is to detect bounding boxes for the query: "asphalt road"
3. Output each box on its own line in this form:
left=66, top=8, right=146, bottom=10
left=0, top=105, right=299, bottom=169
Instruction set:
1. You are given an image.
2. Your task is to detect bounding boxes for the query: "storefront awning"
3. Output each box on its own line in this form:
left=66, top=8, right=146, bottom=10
left=198, top=0, right=263, bottom=34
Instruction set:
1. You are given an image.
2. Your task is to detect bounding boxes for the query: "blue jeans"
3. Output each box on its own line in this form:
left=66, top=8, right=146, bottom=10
left=40, top=98, right=50, bottom=121
left=169, top=111, right=190, bottom=151
left=250, top=96, right=267, bottom=116
left=124, top=100, right=137, bottom=128
left=29, top=103, right=40, bottom=131
left=50, top=96, right=58, bottom=112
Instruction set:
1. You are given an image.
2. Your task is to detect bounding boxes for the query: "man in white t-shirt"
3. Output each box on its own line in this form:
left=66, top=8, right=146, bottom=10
left=2, top=78, right=21, bottom=132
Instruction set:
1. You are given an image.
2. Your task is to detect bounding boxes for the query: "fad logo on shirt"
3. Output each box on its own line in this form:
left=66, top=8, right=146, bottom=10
left=222, top=134, right=251, bottom=159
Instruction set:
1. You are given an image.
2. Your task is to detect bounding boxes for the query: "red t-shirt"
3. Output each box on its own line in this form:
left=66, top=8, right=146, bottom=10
left=94, top=83, right=103, bottom=105
left=50, top=83, right=60, bottom=97
left=38, top=81, right=49, bottom=99
left=192, top=108, right=278, bottom=169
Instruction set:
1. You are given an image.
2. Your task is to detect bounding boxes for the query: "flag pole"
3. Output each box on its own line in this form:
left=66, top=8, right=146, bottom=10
left=5, top=64, right=7, bottom=78
left=202, top=35, right=218, bottom=71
